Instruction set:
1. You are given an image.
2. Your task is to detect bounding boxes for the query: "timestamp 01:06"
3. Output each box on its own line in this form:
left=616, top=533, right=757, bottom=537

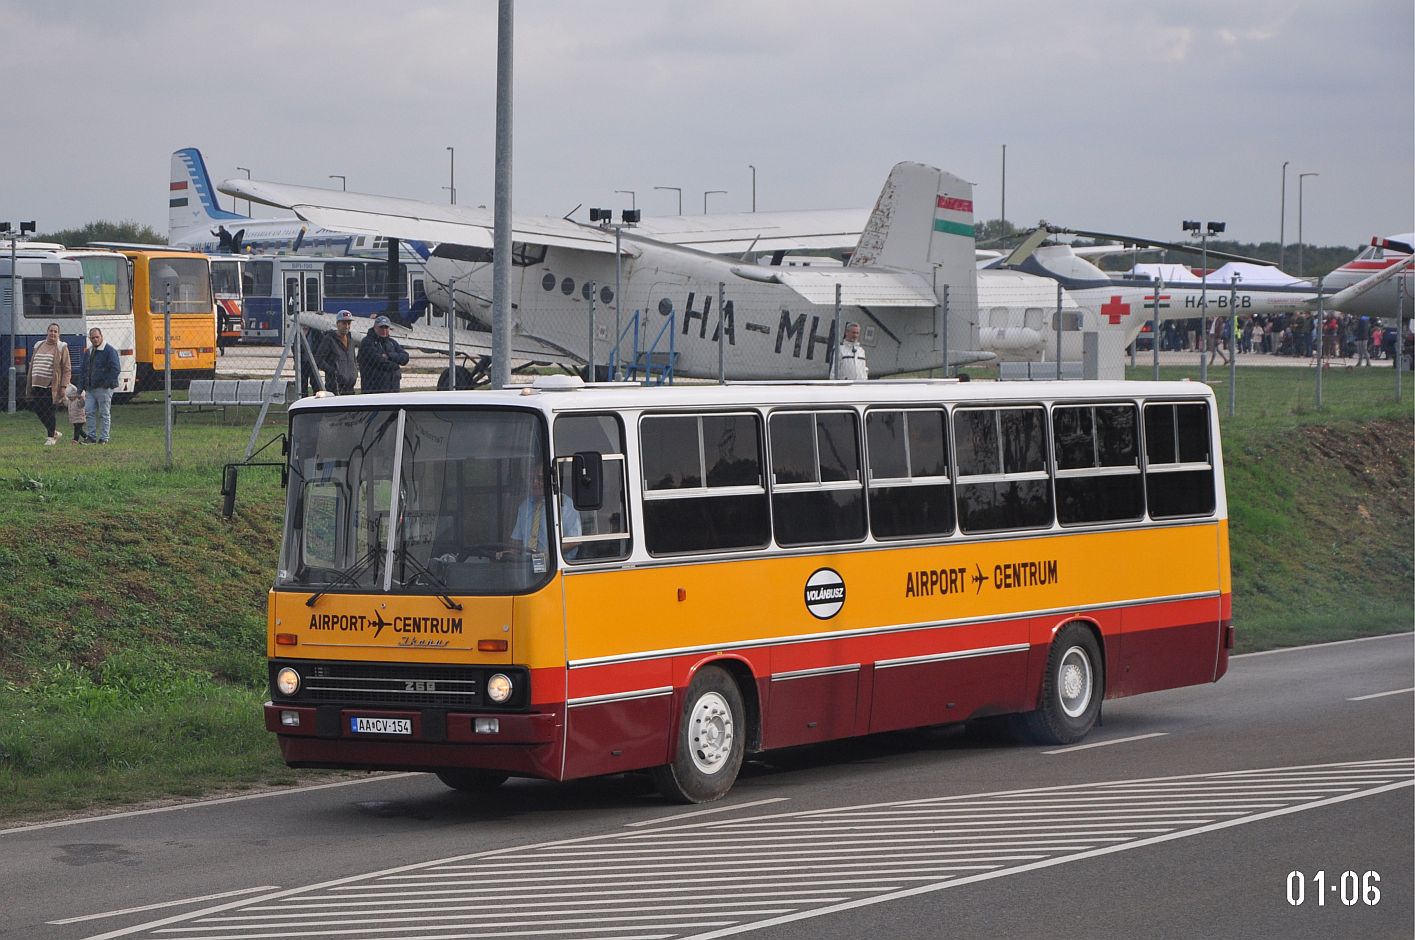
left=1286, top=871, right=1381, bottom=906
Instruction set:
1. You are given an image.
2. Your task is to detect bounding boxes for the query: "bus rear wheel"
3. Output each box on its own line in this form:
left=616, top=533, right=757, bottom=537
left=1013, top=624, right=1103, bottom=746
left=435, top=769, right=509, bottom=792
left=652, top=666, right=745, bottom=804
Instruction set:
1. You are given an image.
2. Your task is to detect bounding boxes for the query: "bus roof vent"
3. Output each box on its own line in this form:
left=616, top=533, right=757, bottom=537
left=532, top=374, right=585, bottom=392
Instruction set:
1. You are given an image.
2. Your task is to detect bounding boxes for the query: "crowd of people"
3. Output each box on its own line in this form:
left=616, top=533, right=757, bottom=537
left=1152, top=312, right=1412, bottom=366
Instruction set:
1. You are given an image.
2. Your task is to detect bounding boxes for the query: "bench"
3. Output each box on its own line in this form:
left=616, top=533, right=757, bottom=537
left=177, top=378, right=289, bottom=421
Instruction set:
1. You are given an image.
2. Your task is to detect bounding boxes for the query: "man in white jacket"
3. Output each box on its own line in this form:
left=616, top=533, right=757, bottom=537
left=833, top=322, right=869, bottom=380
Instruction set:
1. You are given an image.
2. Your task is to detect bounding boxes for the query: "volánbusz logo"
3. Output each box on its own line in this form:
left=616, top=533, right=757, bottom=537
left=804, top=568, right=845, bottom=620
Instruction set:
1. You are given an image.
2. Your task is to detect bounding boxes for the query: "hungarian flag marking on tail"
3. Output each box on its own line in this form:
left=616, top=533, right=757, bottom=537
left=933, top=195, right=974, bottom=238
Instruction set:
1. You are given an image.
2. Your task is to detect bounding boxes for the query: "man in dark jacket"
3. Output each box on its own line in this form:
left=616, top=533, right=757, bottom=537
left=75, top=327, right=121, bottom=443
left=357, top=315, right=409, bottom=392
left=317, top=310, right=359, bottom=394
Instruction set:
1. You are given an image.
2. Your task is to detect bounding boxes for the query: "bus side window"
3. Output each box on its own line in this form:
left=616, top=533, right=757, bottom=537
left=1142, top=402, right=1215, bottom=518
left=954, top=406, right=1053, bottom=533
left=1053, top=403, right=1143, bottom=526
left=640, top=412, right=768, bottom=555
left=866, top=408, right=954, bottom=539
left=555, top=414, right=631, bottom=562
left=769, top=410, right=866, bottom=546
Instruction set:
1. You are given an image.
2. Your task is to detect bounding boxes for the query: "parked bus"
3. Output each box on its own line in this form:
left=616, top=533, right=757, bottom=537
left=264, top=378, right=1231, bottom=802
left=209, top=256, right=247, bottom=352
left=238, top=255, right=429, bottom=345
left=110, top=248, right=216, bottom=390
left=60, top=249, right=138, bottom=396
left=1, top=248, right=86, bottom=407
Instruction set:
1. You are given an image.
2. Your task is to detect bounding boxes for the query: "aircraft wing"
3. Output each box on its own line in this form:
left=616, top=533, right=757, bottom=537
left=730, top=265, right=939, bottom=306
left=222, top=179, right=619, bottom=253
left=631, top=209, right=868, bottom=254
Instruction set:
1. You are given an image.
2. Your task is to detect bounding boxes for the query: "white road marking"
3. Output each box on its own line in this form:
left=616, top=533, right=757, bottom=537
left=1233, top=631, right=1412, bottom=658
left=48, top=888, right=281, bottom=924
left=1348, top=686, right=1415, bottom=701
left=87, top=759, right=1414, bottom=940
left=1, top=773, right=420, bottom=836
left=623, top=797, right=790, bottom=827
left=1043, top=731, right=1169, bottom=754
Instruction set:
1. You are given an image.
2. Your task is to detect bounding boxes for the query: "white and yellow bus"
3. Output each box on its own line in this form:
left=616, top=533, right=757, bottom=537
left=266, top=377, right=1231, bottom=802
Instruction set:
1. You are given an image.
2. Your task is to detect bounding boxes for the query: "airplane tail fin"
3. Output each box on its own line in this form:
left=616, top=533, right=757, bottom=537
left=848, top=161, right=979, bottom=336
left=169, top=148, right=245, bottom=243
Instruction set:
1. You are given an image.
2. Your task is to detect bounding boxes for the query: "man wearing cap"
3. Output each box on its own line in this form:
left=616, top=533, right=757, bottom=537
left=317, top=310, right=359, bottom=394
left=357, top=315, right=410, bottom=392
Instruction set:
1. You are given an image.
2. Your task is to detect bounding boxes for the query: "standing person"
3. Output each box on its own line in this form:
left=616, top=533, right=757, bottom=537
left=63, top=383, right=86, bottom=443
left=216, top=305, right=233, bottom=356
left=76, top=326, right=120, bottom=444
left=357, top=315, right=409, bottom=392
left=1206, top=315, right=1229, bottom=365
left=317, top=310, right=359, bottom=394
left=1355, top=315, right=1372, bottom=366
left=28, top=322, right=72, bottom=445
left=832, top=321, right=869, bottom=380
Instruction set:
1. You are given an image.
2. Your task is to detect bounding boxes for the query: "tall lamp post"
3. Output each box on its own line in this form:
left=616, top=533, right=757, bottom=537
left=1278, top=160, right=1289, bottom=270
left=3, top=220, right=36, bottom=413
left=329, top=175, right=346, bottom=191
left=1297, top=172, right=1318, bottom=277
left=444, top=147, right=456, bottom=204
left=236, top=166, right=252, bottom=216
left=654, top=186, right=682, bottom=215
left=703, top=190, right=726, bottom=214
left=748, top=165, right=756, bottom=212
left=1183, top=220, right=1226, bottom=383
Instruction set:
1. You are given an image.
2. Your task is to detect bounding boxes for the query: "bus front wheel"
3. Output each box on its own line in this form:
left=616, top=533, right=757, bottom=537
left=652, top=666, right=745, bottom=804
left=1013, top=624, right=1103, bottom=746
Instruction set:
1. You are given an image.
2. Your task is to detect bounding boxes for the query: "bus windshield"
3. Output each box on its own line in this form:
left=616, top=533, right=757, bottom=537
left=147, top=257, right=212, bottom=313
left=280, top=408, right=554, bottom=595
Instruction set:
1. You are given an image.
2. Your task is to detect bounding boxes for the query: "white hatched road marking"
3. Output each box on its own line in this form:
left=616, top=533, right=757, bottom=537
left=88, top=759, right=1413, bottom=940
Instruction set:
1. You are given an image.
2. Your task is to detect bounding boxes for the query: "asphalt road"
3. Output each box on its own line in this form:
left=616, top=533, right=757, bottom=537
left=2, top=633, right=1410, bottom=940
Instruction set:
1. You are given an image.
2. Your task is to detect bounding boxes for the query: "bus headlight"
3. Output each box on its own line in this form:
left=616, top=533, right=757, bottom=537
left=276, top=667, right=301, bottom=696
left=486, top=673, right=513, bottom=704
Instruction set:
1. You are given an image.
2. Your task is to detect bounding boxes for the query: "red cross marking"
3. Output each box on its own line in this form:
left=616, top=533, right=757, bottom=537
left=1100, top=295, right=1130, bottom=325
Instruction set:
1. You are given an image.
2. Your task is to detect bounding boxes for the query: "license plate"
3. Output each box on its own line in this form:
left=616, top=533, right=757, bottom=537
left=350, top=716, right=411, bottom=735
left=177, top=349, right=195, bottom=358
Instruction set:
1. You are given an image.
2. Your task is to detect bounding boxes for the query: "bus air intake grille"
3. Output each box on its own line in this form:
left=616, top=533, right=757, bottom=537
left=299, top=663, right=483, bottom=708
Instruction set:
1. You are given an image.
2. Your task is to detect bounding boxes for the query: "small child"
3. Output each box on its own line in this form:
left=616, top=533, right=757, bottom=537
left=64, top=383, right=86, bottom=443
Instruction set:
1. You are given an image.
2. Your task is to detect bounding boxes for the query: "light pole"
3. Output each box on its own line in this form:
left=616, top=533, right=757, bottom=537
left=1298, top=172, right=1318, bottom=277
left=3, top=220, right=36, bottom=413
left=329, top=175, right=346, bottom=191
left=654, top=186, right=682, bottom=215
left=1183, top=220, right=1226, bottom=383
left=703, top=190, right=726, bottom=214
left=445, top=147, right=456, bottom=204
left=1278, top=160, right=1289, bottom=270
left=1000, top=144, right=1007, bottom=235
left=614, top=190, right=636, bottom=210
left=748, top=165, right=756, bottom=212
left=236, top=166, right=252, bottom=216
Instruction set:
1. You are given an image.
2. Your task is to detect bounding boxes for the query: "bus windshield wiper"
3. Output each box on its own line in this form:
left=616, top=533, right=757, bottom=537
left=305, top=546, right=382, bottom=607
left=395, top=545, right=463, bottom=611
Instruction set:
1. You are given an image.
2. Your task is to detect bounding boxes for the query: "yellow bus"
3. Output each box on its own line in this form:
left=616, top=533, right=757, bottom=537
left=112, top=248, right=216, bottom=389
left=265, top=376, right=1231, bottom=802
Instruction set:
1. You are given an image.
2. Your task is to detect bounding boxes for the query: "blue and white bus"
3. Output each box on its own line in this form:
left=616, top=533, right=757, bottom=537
left=234, top=255, right=429, bottom=345
left=1, top=247, right=87, bottom=407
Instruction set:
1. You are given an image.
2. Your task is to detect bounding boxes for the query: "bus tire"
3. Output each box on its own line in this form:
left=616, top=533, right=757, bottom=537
left=435, top=769, right=509, bottom=792
left=1014, top=624, right=1103, bottom=746
left=651, top=666, right=744, bottom=804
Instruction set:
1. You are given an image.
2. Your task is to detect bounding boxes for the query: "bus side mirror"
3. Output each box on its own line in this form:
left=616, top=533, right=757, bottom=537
left=571, top=451, right=603, bottom=511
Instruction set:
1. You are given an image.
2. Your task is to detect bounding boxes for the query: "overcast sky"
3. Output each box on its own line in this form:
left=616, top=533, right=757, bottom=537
left=4, top=0, right=1411, bottom=250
